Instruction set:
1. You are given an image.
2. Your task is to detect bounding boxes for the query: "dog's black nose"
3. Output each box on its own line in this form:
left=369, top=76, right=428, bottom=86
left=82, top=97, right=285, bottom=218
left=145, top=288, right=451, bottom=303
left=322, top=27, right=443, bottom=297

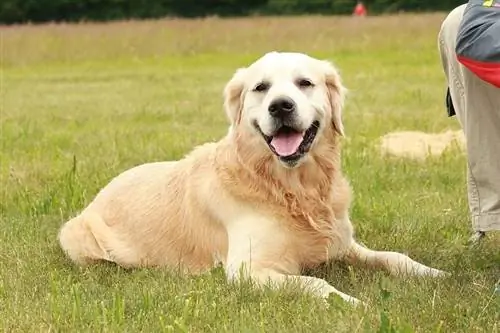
left=268, top=97, right=296, bottom=118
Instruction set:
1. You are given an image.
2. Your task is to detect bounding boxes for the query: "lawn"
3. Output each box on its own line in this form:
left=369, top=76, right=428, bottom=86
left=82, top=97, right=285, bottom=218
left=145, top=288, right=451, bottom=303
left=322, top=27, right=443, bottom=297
left=1, top=13, right=499, bottom=333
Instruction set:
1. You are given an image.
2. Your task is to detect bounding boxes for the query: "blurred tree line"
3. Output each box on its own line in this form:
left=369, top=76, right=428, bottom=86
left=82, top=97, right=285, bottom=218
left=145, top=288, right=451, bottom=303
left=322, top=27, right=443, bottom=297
left=1, top=0, right=465, bottom=24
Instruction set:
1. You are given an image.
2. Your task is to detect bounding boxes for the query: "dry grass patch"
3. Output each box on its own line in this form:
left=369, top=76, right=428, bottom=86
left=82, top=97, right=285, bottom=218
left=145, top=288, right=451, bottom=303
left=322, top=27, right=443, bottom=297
left=379, top=129, right=465, bottom=160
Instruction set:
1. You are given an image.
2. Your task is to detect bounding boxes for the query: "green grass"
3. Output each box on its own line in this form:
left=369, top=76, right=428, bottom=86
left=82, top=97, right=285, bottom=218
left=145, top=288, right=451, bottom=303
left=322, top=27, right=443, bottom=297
left=1, top=13, right=499, bottom=332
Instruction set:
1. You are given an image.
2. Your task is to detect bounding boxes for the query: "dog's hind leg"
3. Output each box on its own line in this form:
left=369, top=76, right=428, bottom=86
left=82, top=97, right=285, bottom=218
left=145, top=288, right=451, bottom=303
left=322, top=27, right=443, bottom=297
left=58, top=211, right=143, bottom=268
left=344, top=241, right=449, bottom=278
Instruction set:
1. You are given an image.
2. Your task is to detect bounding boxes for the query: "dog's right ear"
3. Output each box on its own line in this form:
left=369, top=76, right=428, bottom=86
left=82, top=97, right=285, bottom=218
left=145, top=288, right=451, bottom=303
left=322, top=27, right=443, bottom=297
left=223, top=68, right=247, bottom=125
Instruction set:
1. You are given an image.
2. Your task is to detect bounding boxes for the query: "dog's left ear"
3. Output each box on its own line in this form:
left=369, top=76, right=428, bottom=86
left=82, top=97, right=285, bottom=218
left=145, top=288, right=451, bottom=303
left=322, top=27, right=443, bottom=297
left=322, top=60, right=347, bottom=136
left=223, top=67, right=247, bottom=125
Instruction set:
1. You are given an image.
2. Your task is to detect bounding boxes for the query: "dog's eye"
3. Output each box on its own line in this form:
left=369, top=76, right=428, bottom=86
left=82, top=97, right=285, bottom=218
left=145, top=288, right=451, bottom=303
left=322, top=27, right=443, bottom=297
left=253, top=82, right=270, bottom=92
left=297, top=79, right=314, bottom=88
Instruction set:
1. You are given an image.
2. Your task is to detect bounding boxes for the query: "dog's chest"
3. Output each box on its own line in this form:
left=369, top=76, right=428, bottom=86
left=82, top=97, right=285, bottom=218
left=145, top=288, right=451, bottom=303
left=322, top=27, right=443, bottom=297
left=278, top=194, right=353, bottom=269
left=295, top=223, right=351, bottom=269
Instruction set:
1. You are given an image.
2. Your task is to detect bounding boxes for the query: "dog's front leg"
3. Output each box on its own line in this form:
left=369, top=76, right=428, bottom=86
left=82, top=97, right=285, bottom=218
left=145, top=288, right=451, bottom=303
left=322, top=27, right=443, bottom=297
left=227, top=264, right=361, bottom=306
left=223, top=215, right=361, bottom=306
left=338, top=215, right=448, bottom=277
left=344, top=240, right=448, bottom=277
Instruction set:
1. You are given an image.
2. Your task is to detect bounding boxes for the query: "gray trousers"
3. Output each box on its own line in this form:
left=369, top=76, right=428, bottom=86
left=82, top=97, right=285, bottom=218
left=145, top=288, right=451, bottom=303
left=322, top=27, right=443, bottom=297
left=438, top=4, right=500, bottom=233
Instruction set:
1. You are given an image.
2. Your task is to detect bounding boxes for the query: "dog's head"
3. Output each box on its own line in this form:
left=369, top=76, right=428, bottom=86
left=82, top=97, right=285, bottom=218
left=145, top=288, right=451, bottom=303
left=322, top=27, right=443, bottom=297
left=224, top=51, right=347, bottom=168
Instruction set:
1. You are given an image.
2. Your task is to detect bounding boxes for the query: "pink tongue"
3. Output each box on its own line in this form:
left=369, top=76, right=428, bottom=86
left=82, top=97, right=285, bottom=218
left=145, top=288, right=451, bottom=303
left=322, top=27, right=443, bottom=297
left=270, top=132, right=304, bottom=156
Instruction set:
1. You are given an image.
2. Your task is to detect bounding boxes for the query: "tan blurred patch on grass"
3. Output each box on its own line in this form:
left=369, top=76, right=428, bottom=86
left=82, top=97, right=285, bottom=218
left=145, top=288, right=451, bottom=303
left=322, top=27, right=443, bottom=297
left=379, top=129, right=465, bottom=160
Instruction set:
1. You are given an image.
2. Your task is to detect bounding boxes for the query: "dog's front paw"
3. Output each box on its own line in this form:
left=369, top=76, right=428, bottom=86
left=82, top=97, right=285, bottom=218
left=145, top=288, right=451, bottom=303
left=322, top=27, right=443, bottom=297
left=323, top=289, right=366, bottom=308
left=426, top=267, right=451, bottom=278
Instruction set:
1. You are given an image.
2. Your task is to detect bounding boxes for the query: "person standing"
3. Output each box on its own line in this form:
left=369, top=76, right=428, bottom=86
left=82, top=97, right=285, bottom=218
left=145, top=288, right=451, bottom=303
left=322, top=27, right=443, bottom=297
left=437, top=0, right=500, bottom=242
left=353, top=1, right=367, bottom=17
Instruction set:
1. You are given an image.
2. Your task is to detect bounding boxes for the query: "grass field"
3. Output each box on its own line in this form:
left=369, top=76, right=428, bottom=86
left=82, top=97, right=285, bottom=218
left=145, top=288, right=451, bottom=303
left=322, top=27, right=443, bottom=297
left=1, top=13, right=499, bottom=332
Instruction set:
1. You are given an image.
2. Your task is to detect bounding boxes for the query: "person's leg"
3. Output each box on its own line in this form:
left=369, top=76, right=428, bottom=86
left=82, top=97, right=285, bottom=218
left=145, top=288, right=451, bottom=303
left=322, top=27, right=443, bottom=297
left=438, top=4, right=500, bottom=240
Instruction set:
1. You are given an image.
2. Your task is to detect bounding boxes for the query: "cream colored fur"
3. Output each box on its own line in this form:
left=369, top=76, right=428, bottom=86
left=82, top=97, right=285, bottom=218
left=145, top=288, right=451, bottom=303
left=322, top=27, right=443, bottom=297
left=58, top=52, right=447, bottom=306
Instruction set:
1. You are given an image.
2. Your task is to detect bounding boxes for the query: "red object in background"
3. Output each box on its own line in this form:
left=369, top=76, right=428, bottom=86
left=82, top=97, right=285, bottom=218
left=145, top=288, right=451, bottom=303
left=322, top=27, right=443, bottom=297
left=353, top=2, right=367, bottom=16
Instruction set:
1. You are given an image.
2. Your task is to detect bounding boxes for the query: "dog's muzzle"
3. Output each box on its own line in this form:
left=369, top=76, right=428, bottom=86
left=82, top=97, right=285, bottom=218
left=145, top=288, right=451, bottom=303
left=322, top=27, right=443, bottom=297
left=268, top=96, right=296, bottom=120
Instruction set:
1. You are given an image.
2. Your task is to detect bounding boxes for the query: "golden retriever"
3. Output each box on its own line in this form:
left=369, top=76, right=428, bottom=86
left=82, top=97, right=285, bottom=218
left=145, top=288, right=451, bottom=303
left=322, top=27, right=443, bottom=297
left=58, top=51, right=447, bottom=306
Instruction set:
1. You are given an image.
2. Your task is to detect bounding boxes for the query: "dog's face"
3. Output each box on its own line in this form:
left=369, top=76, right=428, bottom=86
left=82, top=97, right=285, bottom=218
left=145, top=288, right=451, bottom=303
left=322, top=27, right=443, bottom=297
left=224, top=52, right=346, bottom=168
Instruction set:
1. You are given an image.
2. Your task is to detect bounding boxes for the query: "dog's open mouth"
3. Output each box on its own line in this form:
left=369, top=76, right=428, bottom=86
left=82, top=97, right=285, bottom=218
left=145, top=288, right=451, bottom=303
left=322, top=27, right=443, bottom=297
left=256, top=121, right=320, bottom=164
